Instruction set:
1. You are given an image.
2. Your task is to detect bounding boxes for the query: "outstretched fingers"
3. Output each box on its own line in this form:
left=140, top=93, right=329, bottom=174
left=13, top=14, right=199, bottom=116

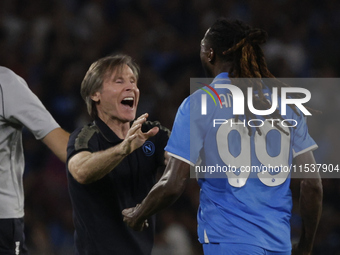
left=123, top=113, right=160, bottom=154
left=144, top=126, right=159, bottom=139
left=125, top=124, right=141, bottom=142
left=132, top=113, right=148, bottom=127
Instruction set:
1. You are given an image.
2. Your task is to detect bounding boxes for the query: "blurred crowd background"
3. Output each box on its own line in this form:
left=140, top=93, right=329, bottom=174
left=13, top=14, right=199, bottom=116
left=0, top=0, right=340, bottom=254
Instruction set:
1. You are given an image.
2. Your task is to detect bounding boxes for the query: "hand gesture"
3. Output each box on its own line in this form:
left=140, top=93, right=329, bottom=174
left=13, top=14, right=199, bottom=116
left=122, top=204, right=149, bottom=231
left=121, top=113, right=159, bottom=155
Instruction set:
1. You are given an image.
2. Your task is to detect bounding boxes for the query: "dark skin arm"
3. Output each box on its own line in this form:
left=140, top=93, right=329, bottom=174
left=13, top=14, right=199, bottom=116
left=122, top=156, right=190, bottom=231
left=291, top=151, right=323, bottom=255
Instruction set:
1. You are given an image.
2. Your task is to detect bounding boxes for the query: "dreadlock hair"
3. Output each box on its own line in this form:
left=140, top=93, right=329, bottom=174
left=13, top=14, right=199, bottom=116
left=205, top=18, right=316, bottom=136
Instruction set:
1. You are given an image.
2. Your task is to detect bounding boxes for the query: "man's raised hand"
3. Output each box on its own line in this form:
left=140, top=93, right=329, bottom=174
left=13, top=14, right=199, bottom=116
left=121, top=113, right=159, bottom=155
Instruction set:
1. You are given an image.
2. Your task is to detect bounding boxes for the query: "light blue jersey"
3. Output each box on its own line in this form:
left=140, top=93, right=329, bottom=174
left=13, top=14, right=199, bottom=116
left=165, top=72, right=317, bottom=252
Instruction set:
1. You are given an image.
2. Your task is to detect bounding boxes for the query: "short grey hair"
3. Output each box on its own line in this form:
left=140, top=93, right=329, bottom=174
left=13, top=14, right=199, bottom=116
left=80, top=54, right=140, bottom=119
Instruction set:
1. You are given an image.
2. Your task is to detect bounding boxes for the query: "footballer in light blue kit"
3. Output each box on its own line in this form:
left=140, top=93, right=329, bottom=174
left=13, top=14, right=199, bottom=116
left=122, top=18, right=322, bottom=255
left=165, top=72, right=317, bottom=254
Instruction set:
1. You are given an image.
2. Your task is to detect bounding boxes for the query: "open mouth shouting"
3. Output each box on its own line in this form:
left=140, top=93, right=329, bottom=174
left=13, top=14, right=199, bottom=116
left=121, top=96, right=134, bottom=108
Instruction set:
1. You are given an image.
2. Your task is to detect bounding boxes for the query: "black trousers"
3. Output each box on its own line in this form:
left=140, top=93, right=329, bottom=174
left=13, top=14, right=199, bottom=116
left=0, top=218, right=28, bottom=255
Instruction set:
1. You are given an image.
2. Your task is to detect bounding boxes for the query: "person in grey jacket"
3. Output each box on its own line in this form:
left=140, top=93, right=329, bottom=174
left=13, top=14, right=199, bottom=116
left=0, top=66, right=69, bottom=254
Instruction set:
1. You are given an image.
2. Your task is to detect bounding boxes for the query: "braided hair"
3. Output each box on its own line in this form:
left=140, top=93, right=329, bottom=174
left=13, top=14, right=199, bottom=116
left=205, top=18, right=307, bottom=136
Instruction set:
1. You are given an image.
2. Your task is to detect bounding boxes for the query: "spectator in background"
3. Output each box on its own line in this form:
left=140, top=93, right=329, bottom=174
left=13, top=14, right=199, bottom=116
left=0, top=66, right=69, bottom=254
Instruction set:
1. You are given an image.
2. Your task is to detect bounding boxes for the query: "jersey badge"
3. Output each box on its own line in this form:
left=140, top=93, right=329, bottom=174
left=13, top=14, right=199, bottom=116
left=142, top=141, right=155, bottom=156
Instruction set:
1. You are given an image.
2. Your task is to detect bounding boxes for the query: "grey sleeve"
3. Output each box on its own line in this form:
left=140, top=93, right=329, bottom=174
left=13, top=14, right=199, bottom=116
left=0, top=67, right=60, bottom=140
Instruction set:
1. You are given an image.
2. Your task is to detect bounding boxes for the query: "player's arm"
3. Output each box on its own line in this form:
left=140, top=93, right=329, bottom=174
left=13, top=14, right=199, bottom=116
left=291, top=151, right=323, bottom=255
left=164, top=151, right=170, bottom=165
left=42, top=127, right=70, bottom=163
left=68, top=113, right=158, bottom=184
left=122, top=156, right=190, bottom=231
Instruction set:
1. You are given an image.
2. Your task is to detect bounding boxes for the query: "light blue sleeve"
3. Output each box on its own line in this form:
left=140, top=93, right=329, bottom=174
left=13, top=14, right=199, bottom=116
left=165, top=93, right=208, bottom=165
left=165, top=97, right=192, bottom=164
left=291, top=111, right=318, bottom=158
